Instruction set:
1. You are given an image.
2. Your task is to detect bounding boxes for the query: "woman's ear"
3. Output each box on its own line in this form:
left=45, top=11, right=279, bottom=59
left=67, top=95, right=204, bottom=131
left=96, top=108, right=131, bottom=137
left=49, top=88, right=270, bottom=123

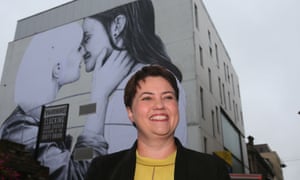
left=52, top=62, right=61, bottom=81
left=111, top=14, right=126, bottom=47
left=126, top=107, right=135, bottom=123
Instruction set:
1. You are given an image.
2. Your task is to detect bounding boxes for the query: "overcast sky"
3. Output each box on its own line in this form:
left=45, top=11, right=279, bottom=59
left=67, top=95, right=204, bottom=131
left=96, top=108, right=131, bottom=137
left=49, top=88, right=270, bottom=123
left=0, top=0, right=299, bottom=179
left=0, top=0, right=71, bottom=79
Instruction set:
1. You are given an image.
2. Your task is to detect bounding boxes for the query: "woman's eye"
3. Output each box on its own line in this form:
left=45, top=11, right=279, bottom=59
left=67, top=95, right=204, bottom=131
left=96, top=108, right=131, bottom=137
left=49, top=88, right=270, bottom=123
left=82, top=32, right=90, bottom=44
left=141, top=96, right=152, bottom=101
left=165, top=96, right=174, bottom=99
left=164, top=95, right=175, bottom=100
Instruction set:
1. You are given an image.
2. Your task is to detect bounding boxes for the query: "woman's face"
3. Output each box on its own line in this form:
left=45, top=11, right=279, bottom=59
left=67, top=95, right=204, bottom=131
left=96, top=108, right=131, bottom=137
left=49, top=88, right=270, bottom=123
left=82, top=17, right=112, bottom=72
left=127, top=76, right=179, bottom=140
left=57, top=47, right=82, bottom=85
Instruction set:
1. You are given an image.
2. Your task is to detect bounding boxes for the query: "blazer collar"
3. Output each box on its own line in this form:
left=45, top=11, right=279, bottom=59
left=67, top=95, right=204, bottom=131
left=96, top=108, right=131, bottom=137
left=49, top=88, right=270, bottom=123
left=122, top=138, right=186, bottom=180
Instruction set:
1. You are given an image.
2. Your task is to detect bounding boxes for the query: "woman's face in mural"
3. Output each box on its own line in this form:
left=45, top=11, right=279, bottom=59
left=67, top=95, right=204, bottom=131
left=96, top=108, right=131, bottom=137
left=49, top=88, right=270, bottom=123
left=82, top=17, right=112, bottom=72
left=51, top=25, right=83, bottom=86
left=57, top=47, right=83, bottom=85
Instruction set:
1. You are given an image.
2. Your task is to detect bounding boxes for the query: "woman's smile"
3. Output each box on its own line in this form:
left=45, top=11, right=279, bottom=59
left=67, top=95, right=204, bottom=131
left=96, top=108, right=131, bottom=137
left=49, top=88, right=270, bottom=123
left=150, top=114, right=169, bottom=121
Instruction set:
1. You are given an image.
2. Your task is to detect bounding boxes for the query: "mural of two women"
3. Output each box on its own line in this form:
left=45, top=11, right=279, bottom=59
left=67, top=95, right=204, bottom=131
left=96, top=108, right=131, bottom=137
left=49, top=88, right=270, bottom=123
left=0, top=0, right=187, bottom=179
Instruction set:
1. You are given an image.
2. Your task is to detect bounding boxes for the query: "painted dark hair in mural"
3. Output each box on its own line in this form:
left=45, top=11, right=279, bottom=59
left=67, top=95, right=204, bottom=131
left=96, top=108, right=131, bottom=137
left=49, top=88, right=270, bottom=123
left=90, top=0, right=182, bottom=81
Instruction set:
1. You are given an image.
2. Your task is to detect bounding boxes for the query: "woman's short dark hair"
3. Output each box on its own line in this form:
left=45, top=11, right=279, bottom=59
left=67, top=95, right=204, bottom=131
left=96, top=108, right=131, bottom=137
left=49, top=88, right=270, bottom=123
left=124, top=65, right=179, bottom=108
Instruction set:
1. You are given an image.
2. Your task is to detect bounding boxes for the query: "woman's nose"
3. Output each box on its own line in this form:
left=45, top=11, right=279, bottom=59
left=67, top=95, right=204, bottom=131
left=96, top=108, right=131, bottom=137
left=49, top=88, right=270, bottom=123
left=153, top=98, right=165, bottom=109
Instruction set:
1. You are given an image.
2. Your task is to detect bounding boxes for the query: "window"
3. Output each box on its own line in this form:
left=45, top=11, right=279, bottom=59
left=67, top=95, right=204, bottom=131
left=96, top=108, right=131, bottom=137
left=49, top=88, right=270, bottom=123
left=211, top=110, right=215, bottom=137
left=215, top=43, right=219, bottom=68
left=199, top=45, right=203, bottom=67
left=222, top=113, right=242, bottom=159
left=194, top=4, right=199, bottom=29
left=240, top=111, right=244, bottom=125
left=208, top=30, right=212, bottom=44
left=209, top=46, right=213, bottom=57
left=208, top=68, right=212, bottom=93
left=233, top=101, right=240, bottom=123
left=79, top=103, right=96, bottom=115
left=218, top=77, right=222, bottom=104
left=235, top=103, right=239, bottom=122
left=203, top=136, right=207, bottom=153
left=233, top=100, right=237, bottom=122
left=227, top=65, right=230, bottom=83
left=216, top=106, right=220, bottom=134
left=228, top=91, right=231, bottom=110
left=200, top=87, right=205, bottom=119
left=221, top=113, right=244, bottom=173
left=231, top=74, right=235, bottom=95
left=222, top=83, right=227, bottom=109
left=223, top=62, right=227, bottom=82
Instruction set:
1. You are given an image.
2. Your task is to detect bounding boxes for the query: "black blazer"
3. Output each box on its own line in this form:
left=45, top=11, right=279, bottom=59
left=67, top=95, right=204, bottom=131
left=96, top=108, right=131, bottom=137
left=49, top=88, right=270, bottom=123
left=85, top=138, right=230, bottom=180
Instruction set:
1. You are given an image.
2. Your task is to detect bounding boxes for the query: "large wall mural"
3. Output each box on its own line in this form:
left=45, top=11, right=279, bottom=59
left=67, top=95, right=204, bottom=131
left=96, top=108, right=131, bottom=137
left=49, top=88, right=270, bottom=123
left=0, top=0, right=187, bottom=179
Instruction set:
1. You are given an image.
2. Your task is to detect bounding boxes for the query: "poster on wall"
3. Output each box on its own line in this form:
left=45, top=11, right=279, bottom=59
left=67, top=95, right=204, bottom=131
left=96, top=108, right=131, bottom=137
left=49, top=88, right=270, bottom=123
left=0, top=0, right=187, bottom=179
left=38, top=104, right=69, bottom=143
left=35, top=104, right=69, bottom=159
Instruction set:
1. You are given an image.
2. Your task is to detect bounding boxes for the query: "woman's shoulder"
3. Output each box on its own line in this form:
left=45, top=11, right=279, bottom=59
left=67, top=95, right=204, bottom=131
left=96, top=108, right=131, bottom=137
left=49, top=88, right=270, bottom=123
left=91, top=148, right=133, bottom=166
left=177, top=146, right=230, bottom=179
left=182, top=147, right=223, bottom=162
left=86, top=148, right=135, bottom=178
left=176, top=140, right=225, bottom=166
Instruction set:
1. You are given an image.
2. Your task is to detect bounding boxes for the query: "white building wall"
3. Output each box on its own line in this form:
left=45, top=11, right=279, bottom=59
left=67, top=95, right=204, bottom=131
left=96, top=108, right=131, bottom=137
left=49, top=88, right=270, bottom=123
left=15, top=0, right=136, bottom=41
left=0, top=0, right=248, bottom=172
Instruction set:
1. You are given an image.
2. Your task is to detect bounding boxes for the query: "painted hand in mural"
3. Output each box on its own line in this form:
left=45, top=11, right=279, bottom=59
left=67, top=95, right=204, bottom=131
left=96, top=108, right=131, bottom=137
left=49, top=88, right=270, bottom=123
left=84, top=48, right=134, bottom=137
left=91, top=48, right=134, bottom=100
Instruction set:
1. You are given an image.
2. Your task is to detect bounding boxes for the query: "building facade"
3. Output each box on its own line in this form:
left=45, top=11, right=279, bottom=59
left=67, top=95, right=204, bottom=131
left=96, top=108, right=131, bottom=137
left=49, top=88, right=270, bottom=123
left=254, top=142, right=285, bottom=180
left=247, top=136, right=285, bottom=180
left=0, top=0, right=248, bottom=178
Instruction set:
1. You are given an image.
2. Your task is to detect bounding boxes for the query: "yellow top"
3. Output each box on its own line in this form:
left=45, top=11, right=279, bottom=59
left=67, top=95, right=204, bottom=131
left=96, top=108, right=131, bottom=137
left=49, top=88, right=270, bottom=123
left=134, top=151, right=176, bottom=180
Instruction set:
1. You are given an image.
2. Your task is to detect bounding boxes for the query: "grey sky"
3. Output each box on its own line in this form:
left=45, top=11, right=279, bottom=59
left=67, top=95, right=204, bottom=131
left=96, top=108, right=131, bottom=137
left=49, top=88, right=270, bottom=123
left=0, top=0, right=71, bottom=80
left=0, top=0, right=299, bottom=179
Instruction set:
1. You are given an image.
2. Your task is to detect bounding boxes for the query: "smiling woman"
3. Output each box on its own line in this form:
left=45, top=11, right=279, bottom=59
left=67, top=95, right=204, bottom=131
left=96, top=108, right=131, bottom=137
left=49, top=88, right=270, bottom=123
left=125, top=72, right=179, bottom=145
left=85, top=65, right=231, bottom=180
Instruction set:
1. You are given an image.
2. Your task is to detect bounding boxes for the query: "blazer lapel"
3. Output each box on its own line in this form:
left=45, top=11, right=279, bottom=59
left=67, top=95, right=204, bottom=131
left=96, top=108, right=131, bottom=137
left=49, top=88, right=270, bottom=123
left=111, top=142, right=137, bottom=180
left=174, top=138, right=188, bottom=180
